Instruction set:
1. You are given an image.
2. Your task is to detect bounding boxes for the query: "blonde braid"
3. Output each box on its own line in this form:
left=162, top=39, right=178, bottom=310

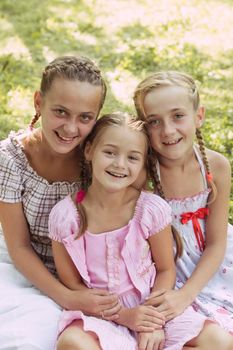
left=147, top=152, right=183, bottom=261
left=196, top=129, right=217, bottom=202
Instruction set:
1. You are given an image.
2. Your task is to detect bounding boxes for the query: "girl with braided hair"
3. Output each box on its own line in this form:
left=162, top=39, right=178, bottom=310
left=49, top=112, right=232, bottom=350
left=0, top=56, right=121, bottom=349
left=133, top=71, right=233, bottom=337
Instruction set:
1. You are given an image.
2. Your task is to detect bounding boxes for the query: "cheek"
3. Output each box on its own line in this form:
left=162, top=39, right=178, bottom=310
left=149, top=129, right=159, bottom=147
left=79, top=121, right=96, bottom=137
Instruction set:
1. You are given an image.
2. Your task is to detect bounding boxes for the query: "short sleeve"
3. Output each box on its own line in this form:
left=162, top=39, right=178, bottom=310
left=0, top=149, right=23, bottom=202
left=48, top=196, right=79, bottom=242
left=139, top=192, right=172, bottom=238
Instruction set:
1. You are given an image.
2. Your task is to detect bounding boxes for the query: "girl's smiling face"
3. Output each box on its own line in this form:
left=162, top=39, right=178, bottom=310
left=143, top=85, right=204, bottom=162
left=34, top=78, right=103, bottom=156
left=85, top=125, right=147, bottom=193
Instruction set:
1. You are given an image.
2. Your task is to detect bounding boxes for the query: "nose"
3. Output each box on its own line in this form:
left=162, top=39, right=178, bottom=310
left=63, top=118, right=79, bottom=136
left=114, top=155, right=126, bottom=168
left=161, top=120, right=175, bottom=137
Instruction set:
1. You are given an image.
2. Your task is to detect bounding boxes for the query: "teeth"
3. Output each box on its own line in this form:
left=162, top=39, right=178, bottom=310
left=60, top=136, right=74, bottom=141
left=57, top=133, right=76, bottom=141
left=164, top=139, right=180, bottom=145
left=108, top=171, right=126, bottom=178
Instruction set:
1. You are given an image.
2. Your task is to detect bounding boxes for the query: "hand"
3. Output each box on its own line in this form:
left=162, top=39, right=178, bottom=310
left=137, top=329, right=165, bottom=350
left=116, top=305, right=165, bottom=332
left=144, top=289, right=192, bottom=321
left=66, top=288, right=121, bottom=321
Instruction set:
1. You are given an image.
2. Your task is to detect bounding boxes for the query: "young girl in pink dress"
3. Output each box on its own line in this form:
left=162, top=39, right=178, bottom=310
left=49, top=112, right=233, bottom=350
left=0, top=55, right=121, bottom=350
left=134, top=71, right=233, bottom=336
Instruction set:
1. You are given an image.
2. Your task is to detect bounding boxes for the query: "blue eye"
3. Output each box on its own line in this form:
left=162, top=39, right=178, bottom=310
left=147, top=119, right=160, bottom=127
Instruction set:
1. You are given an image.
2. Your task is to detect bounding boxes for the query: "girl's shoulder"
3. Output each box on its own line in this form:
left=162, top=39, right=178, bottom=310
left=0, top=130, right=30, bottom=177
left=139, top=191, right=172, bottom=217
left=135, top=191, right=172, bottom=237
left=48, top=194, right=79, bottom=241
left=206, top=148, right=231, bottom=179
left=0, top=129, right=31, bottom=164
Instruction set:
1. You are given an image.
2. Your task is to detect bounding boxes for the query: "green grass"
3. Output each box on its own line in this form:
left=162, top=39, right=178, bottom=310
left=0, top=0, right=232, bottom=221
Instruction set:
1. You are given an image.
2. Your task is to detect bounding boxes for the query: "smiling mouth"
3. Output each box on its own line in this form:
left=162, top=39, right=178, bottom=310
left=106, top=171, right=127, bottom=178
left=55, top=131, right=78, bottom=142
left=163, top=137, right=182, bottom=146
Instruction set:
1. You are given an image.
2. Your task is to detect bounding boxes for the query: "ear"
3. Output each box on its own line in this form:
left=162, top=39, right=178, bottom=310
left=34, top=91, right=42, bottom=115
left=84, top=141, right=93, bottom=161
left=195, top=106, right=205, bottom=128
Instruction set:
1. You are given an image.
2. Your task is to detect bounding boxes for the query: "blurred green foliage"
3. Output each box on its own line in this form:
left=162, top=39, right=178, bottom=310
left=0, top=0, right=232, bottom=221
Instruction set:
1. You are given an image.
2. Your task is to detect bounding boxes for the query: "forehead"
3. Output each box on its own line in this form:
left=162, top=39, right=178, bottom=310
left=98, top=125, right=147, bottom=152
left=44, top=78, right=102, bottom=107
left=144, top=85, right=194, bottom=115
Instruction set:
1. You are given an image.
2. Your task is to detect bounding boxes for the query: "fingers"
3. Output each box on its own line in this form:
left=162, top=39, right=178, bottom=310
left=137, top=324, right=162, bottom=332
left=138, top=333, right=148, bottom=350
left=102, top=299, right=122, bottom=321
left=145, top=290, right=166, bottom=300
left=146, top=306, right=166, bottom=322
left=158, top=339, right=165, bottom=350
left=144, top=295, right=165, bottom=307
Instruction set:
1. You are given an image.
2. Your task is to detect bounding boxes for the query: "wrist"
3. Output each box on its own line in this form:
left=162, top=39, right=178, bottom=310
left=115, top=307, right=129, bottom=326
left=56, top=286, right=79, bottom=310
left=179, top=286, right=196, bottom=304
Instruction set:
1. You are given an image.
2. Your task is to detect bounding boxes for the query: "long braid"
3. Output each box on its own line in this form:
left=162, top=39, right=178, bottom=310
left=147, top=151, right=183, bottom=261
left=80, top=153, right=92, bottom=192
left=29, top=112, right=40, bottom=130
left=196, top=128, right=217, bottom=202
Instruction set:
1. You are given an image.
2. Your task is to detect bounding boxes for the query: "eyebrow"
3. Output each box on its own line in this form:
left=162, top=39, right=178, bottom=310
left=52, top=105, right=95, bottom=116
left=103, top=144, right=144, bottom=155
left=146, top=107, right=186, bottom=119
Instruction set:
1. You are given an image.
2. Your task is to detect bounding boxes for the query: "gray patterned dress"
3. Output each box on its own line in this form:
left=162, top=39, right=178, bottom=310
left=0, top=130, right=80, bottom=349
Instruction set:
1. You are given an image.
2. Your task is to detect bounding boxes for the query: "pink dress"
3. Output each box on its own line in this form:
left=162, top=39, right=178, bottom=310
left=49, top=191, right=210, bottom=350
left=157, top=146, right=233, bottom=334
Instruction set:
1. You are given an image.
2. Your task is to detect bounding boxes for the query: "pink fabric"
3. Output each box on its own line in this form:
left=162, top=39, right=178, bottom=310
left=49, top=191, right=209, bottom=350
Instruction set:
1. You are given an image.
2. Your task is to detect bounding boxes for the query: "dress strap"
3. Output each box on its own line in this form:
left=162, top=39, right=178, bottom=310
left=193, top=145, right=208, bottom=190
left=156, top=146, right=208, bottom=190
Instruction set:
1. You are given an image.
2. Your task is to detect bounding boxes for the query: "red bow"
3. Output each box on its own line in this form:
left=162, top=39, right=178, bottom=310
left=180, top=208, right=209, bottom=252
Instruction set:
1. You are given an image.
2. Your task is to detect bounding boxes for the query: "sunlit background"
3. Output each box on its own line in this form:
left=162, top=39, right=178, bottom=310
left=0, top=0, right=232, bottom=218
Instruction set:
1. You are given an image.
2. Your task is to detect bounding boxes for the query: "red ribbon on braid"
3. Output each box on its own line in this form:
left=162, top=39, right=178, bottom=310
left=206, top=172, right=213, bottom=183
left=180, top=207, right=209, bottom=252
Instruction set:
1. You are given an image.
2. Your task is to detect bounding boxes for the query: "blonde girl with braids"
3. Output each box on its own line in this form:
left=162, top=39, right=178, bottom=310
left=0, top=56, right=122, bottom=350
left=49, top=112, right=232, bottom=350
left=134, top=71, right=233, bottom=337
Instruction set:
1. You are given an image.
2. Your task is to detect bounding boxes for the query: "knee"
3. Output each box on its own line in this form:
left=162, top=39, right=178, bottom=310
left=199, top=323, right=233, bottom=350
left=57, top=332, right=81, bottom=350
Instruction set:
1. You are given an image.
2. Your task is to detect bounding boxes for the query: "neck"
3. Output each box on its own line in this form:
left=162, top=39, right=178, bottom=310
left=86, top=184, right=133, bottom=210
left=157, top=147, right=196, bottom=171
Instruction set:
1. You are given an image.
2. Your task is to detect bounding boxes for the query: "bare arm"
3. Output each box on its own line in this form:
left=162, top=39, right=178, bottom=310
left=148, top=224, right=176, bottom=291
left=0, top=201, right=70, bottom=307
left=180, top=151, right=231, bottom=300
left=0, top=201, right=120, bottom=317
